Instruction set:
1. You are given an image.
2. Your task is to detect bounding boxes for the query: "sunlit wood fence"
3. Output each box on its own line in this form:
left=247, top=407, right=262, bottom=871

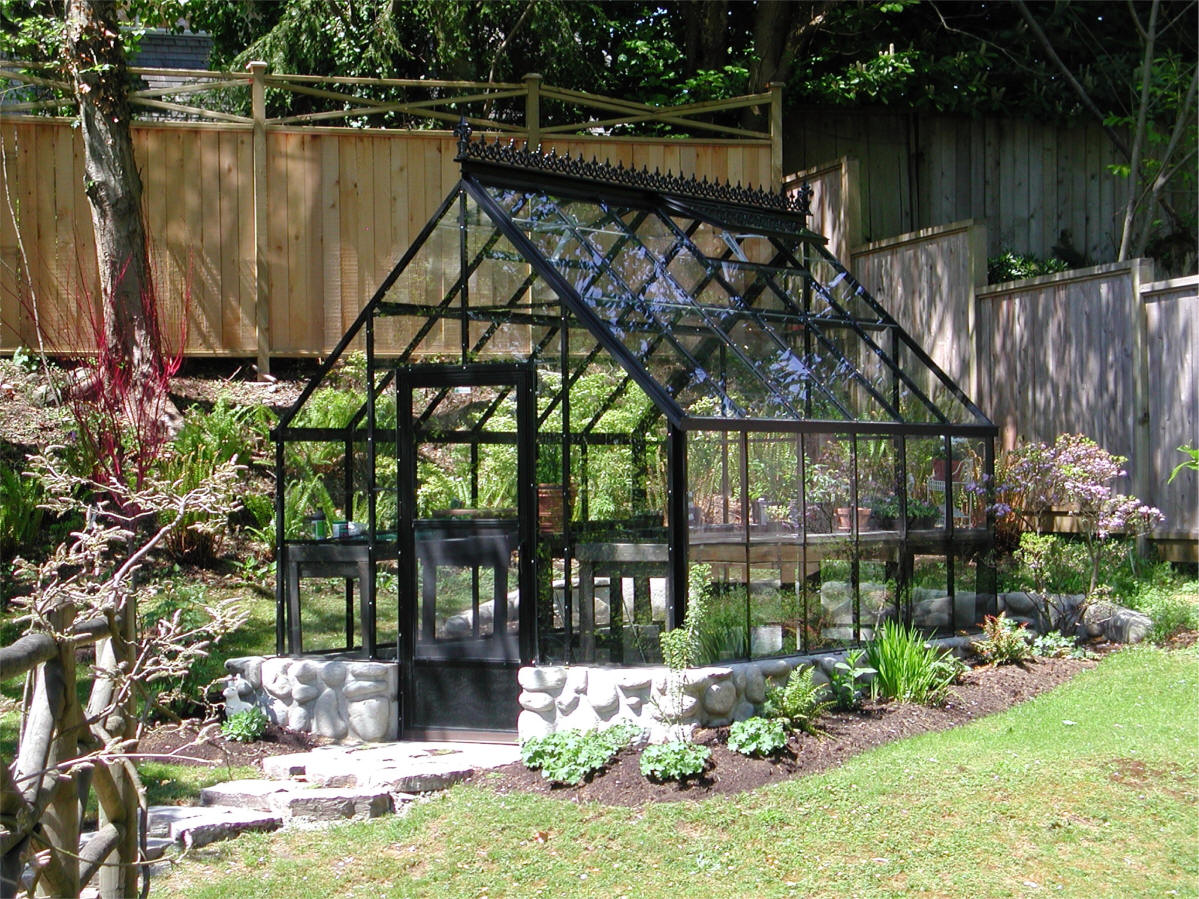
left=792, top=164, right=1197, bottom=553
left=0, top=64, right=780, bottom=368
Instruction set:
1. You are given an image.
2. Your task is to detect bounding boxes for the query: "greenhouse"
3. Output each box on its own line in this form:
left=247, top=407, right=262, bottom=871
left=271, top=125, right=998, bottom=738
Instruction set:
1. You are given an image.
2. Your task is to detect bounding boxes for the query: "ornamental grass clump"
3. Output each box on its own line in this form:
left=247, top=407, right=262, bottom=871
left=866, top=619, right=963, bottom=705
left=520, top=724, right=640, bottom=786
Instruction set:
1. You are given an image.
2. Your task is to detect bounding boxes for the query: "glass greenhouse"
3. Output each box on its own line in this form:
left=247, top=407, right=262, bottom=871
left=273, top=127, right=998, bottom=736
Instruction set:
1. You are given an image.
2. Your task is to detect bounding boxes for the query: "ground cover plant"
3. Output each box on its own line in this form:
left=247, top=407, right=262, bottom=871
left=150, top=645, right=1198, bottom=898
left=760, top=665, right=832, bottom=734
left=972, top=612, right=1033, bottom=665
left=521, top=725, right=640, bottom=786
left=726, top=717, right=787, bottom=758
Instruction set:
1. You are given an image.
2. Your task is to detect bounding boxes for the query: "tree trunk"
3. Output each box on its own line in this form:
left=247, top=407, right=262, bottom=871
left=64, top=0, right=162, bottom=386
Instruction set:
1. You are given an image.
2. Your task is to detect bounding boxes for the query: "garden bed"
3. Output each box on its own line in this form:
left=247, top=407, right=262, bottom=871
left=473, top=652, right=1105, bottom=806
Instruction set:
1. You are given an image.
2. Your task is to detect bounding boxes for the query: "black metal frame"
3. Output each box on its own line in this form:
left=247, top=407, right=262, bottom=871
left=272, top=128, right=999, bottom=732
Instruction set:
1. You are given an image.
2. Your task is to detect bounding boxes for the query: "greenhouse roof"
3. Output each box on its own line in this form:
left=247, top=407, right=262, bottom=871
left=285, top=126, right=995, bottom=436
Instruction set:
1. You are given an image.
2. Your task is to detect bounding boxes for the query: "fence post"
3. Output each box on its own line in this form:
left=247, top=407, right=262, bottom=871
left=769, top=82, right=784, bottom=189
left=1129, top=258, right=1154, bottom=556
left=248, top=61, right=270, bottom=376
left=523, top=73, right=542, bottom=151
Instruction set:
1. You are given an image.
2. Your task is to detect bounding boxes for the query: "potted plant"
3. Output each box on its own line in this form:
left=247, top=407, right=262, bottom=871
left=906, top=499, right=940, bottom=529
left=931, top=445, right=966, bottom=482
left=536, top=444, right=572, bottom=532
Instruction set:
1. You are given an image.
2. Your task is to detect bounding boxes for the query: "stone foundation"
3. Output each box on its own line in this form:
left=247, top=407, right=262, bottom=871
left=223, top=656, right=399, bottom=743
left=223, top=592, right=1150, bottom=745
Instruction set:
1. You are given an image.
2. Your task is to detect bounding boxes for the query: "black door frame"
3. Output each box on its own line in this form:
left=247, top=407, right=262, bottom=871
left=396, top=363, right=537, bottom=739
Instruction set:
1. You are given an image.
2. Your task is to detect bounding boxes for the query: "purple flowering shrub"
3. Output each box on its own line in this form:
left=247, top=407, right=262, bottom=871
left=992, top=434, right=1163, bottom=594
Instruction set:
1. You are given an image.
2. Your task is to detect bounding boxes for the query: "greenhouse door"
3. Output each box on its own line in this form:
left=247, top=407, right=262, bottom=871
left=396, top=365, right=536, bottom=740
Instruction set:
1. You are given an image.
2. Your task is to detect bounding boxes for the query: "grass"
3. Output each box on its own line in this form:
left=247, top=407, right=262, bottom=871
left=152, top=644, right=1198, bottom=898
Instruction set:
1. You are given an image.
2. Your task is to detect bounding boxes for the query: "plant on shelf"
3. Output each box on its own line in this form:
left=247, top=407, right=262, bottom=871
left=870, top=497, right=939, bottom=528
left=761, top=665, right=831, bottom=735
left=727, top=717, right=788, bottom=757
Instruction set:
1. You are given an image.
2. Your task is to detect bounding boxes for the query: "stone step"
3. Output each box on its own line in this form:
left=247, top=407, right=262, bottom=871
left=147, top=805, right=282, bottom=849
left=200, top=778, right=402, bottom=823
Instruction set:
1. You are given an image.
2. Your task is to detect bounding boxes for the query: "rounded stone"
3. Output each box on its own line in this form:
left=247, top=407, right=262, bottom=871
left=1001, top=591, right=1038, bottom=615
left=588, top=678, right=620, bottom=717
left=615, top=671, right=653, bottom=692
left=702, top=681, right=737, bottom=716
left=758, top=659, right=790, bottom=679
left=556, top=691, right=581, bottom=714
left=732, top=669, right=747, bottom=692
left=732, top=700, right=756, bottom=722
left=623, top=694, right=644, bottom=713
left=288, top=705, right=310, bottom=731
left=743, top=666, right=766, bottom=704
left=292, top=661, right=319, bottom=684
left=518, top=691, right=555, bottom=713
left=564, top=666, right=588, bottom=696
left=517, top=709, right=553, bottom=742
left=348, top=662, right=388, bottom=681
left=321, top=662, right=347, bottom=687
left=313, top=688, right=348, bottom=740
left=264, top=673, right=292, bottom=701
left=517, top=666, right=568, bottom=693
left=292, top=683, right=321, bottom=704
left=347, top=698, right=389, bottom=741
left=343, top=679, right=386, bottom=701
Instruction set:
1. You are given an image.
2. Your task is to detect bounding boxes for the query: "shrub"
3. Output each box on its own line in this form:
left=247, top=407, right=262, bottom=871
left=639, top=740, right=710, bottom=781
left=761, top=665, right=831, bottom=734
left=866, top=619, right=963, bottom=705
left=972, top=613, right=1033, bottom=665
left=727, top=717, right=788, bottom=757
left=987, top=249, right=1069, bottom=284
left=222, top=707, right=269, bottom=743
left=828, top=649, right=876, bottom=710
left=0, top=460, right=45, bottom=560
left=520, top=724, right=640, bottom=786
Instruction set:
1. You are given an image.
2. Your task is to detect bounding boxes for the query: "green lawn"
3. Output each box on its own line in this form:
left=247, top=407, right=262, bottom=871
left=153, top=644, right=1198, bottom=899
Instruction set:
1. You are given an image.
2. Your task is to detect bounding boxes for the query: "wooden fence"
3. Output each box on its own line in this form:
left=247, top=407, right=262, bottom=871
left=0, top=65, right=778, bottom=368
left=815, top=203, right=1195, bottom=551
left=783, top=108, right=1197, bottom=271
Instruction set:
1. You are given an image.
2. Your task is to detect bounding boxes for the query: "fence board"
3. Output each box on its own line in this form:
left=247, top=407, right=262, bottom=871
left=1143, top=277, right=1198, bottom=540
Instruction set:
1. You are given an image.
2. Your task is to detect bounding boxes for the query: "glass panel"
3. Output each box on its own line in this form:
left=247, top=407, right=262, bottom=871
left=688, top=430, right=742, bottom=536
left=858, top=550, right=899, bottom=642
left=906, top=436, right=948, bottom=533
left=747, top=432, right=800, bottom=536
left=857, top=435, right=900, bottom=536
left=803, top=434, right=852, bottom=536
left=814, top=548, right=858, bottom=646
left=749, top=562, right=802, bottom=659
left=910, top=554, right=951, bottom=635
left=696, top=563, right=749, bottom=664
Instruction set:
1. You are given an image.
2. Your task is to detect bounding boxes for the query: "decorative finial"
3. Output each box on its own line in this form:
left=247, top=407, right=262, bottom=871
left=453, top=116, right=472, bottom=155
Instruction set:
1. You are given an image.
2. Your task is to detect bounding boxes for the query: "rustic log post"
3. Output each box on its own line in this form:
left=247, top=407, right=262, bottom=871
left=249, top=61, right=271, bottom=377
left=523, top=73, right=542, bottom=151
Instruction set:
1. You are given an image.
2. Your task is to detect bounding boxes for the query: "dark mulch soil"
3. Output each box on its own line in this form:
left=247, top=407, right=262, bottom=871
left=138, top=720, right=329, bottom=770
left=473, top=653, right=1105, bottom=807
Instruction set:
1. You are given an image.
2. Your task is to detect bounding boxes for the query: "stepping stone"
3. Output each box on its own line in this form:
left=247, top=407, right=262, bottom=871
left=262, top=753, right=310, bottom=780
left=148, top=805, right=282, bottom=849
left=267, top=787, right=393, bottom=823
left=201, top=779, right=294, bottom=812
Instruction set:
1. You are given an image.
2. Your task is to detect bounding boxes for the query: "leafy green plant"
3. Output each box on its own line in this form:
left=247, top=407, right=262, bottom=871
left=221, top=707, right=269, bottom=743
left=761, top=665, right=832, bottom=735
left=727, top=717, right=788, bottom=757
left=829, top=649, right=876, bottom=710
left=1031, top=630, right=1093, bottom=659
left=0, top=460, right=45, bottom=559
left=639, top=740, right=710, bottom=781
left=987, top=249, right=1070, bottom=284
left=1168, top=444, right=1198, bottom=483
left=520, top=724, right=640, bottom=786
left=972, top=613, right=1033, bottom=665
left=866, top=620, right=963, bottom=705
